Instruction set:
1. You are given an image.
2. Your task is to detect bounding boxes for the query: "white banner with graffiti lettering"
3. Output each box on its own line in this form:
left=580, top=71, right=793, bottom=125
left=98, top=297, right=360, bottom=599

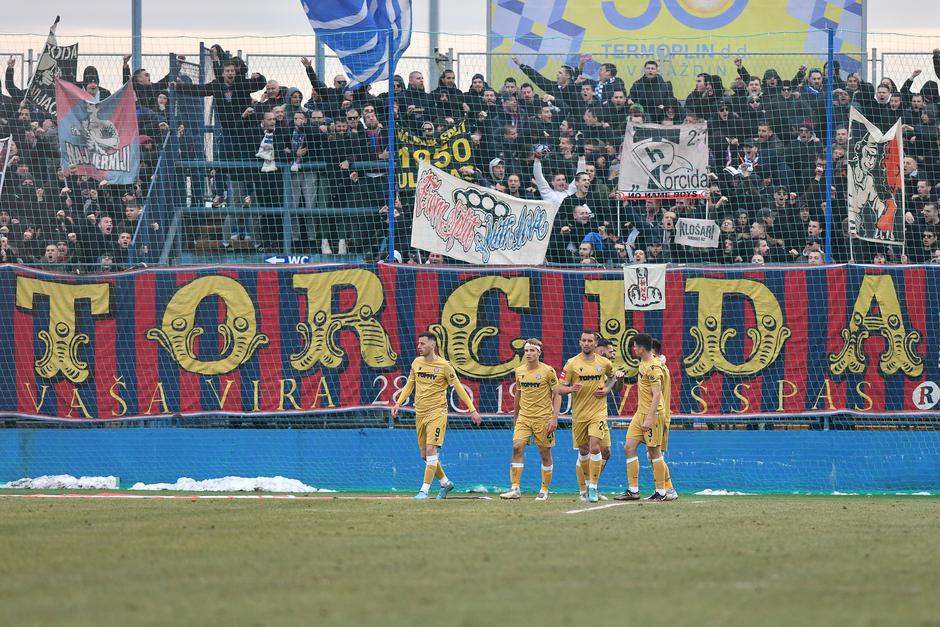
left=618, top=121, right=709, bottom=200
left=411, top=161, right=559, bottom=265
left=675, top=217, right=721, bottom=248
left=624, top=264, right=666, bottom=311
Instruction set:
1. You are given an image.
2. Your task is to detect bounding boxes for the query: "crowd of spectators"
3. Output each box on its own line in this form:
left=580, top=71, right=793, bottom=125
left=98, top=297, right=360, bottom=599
left=2, top=45, right=940, bottom=269
left=1, top=54, right=165, bottom=269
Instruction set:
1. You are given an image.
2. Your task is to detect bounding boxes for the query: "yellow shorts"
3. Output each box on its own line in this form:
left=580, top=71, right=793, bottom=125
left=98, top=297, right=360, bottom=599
left=627, top=413, right=664, bottom=448
left=416, top=410, right=447, bottom=449
left=513, top=418, right=556, bottom=448
left=571, top=415, right=609, bottom=449
left=661, top=417, right=671, bottom=452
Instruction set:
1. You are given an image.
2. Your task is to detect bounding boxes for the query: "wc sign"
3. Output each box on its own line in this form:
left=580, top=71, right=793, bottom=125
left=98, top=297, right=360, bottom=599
left=912, top=381, right=940, bottom=410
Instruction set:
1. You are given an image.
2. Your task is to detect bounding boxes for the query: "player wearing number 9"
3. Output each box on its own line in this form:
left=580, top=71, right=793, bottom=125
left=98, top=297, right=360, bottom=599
left=392, top=332, right=481, bottom=500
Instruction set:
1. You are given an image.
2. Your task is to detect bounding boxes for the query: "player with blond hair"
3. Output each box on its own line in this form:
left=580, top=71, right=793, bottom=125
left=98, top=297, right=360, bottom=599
left=500, top=338, right=561, bottom=501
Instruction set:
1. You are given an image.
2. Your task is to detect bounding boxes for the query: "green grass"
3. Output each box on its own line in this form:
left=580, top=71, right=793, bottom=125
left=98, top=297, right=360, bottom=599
left=1, top=493, right=938, bottom=627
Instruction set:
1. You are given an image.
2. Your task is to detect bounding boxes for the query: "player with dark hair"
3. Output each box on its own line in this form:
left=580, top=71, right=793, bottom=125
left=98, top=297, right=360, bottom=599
left=651, top=338, right=677, bottom=500
left=615, top=333, right=668, bottom=501
left=393, top=332, right=481, bottom=500
left=556, top=331, right=617, bottom=503
left=500, top=338, right=561, bottom=501
left=593, top=336, right=624, bottom=494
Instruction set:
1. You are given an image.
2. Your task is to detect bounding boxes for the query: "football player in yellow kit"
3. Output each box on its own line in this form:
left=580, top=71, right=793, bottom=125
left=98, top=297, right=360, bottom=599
left=500, top=338, right=561, bottom=501
left=615, top=333, right=668, bottom=501
left=556, top=331, right=620, bottom=503
left=651, top=338, right=677, bottom=500
left=392, top=332, right=481, bottom=500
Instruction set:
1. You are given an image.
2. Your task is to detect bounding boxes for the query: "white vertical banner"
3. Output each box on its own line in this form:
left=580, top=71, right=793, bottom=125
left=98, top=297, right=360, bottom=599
left=624, top=264, right=667, bottom=311
left=846, top=108, right=905, bottom=245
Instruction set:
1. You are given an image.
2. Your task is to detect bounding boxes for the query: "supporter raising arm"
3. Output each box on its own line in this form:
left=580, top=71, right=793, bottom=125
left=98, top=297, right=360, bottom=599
left=532, top=147, right=584, bottom=205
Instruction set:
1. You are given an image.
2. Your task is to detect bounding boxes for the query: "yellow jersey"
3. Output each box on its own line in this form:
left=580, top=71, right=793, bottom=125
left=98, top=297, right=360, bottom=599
left=659, top=358, right=672, bottom=421
left=515, top=362, right=558, bottom=422
left=561, top=353, right=614, bottom=421
left=397, top=355, right=476, bottom=414
left=636, top=358, right=665, bottom=418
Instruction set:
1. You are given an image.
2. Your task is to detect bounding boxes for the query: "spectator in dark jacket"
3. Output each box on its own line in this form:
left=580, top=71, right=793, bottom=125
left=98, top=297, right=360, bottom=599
left=628, top=61, right=675, bottom=122
left=122, top=54, right=173, bottom=110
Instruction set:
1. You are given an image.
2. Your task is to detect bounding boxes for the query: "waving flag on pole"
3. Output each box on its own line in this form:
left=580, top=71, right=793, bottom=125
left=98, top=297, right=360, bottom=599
left=56, top=79, right=140, bottom=184
left=301, top=0, right=413, bottom=88
left=0, top=136, right=13, bottom=200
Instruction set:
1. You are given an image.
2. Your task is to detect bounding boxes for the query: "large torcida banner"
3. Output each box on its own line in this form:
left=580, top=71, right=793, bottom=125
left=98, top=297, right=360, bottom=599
left=489, top=0, right=864, bottom=98
left=2, top=263, right=938, bottom=421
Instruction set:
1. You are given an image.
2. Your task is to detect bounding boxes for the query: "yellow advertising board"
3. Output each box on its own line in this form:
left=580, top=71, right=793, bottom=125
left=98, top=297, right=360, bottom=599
left=488, top=0, right=865, bottom=98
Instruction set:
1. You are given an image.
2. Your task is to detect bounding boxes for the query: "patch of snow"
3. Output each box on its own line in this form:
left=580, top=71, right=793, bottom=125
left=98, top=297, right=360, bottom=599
left=129, top=476, right=333, bottom=493
left=694, top=489, right=753, bottom=496
left=1, top=475, right=119, bottom=490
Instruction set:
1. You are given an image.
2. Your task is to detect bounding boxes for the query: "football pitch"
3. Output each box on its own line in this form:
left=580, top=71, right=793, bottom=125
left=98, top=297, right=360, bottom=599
left=1, top=492, right=937, bottom=627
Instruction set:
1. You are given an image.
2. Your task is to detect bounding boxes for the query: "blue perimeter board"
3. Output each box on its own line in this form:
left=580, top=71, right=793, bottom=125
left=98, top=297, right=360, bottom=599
left=2, top=429, right=938, bottom=493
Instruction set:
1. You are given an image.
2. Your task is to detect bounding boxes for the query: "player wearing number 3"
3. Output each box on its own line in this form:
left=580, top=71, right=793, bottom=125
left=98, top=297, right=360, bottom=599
left=616, top=333, right=670, bottom=501
left=500, top=338, right=561, bottom=501
left=392, top=332, right=481, bottom=500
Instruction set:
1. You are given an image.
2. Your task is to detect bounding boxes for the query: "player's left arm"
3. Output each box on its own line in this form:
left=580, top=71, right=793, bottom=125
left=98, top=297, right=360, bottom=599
left=447, top=364, right=481, bottom=425
left=643, top=381, right=662, bottom=432
left=547, top=368, right=560, bottom=433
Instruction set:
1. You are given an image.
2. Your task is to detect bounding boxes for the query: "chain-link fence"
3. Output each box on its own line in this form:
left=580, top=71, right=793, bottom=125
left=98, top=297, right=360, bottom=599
left=1, top=31, right=939, bottom=270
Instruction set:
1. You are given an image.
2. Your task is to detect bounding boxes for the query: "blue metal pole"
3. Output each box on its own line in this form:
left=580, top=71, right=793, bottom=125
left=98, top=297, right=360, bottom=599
left=132, top=0, right=142, bottom=72
left=386, top=30, right=397, bottom=262
left=825, top=28, right=834, bottom=263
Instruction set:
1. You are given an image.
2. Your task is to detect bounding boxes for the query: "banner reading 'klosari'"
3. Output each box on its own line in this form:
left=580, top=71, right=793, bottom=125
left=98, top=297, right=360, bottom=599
left=3, top=263, right=939, bottom=421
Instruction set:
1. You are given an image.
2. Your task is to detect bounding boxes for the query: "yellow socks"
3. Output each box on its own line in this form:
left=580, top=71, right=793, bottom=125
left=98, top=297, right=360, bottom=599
left=626, top=456, right=639, bottom=492
left=588, top=452, right=603, bottom=487
left=540, top=464, right=553, bottom=493
left=663, top=458, right=673, bottom=490
left=597, top=457, right=608, bottom=483
left=576, top=454, right=589, bottom=493
left=510, top=462, right=524, bottom=489
left=651, top=456, right=666, bottom=494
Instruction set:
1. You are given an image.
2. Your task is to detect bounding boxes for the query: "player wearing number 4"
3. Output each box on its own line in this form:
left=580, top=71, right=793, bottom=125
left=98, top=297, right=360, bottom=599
left=556, top=331, right=621, bottom=503
left=392, top=332, right=481, bottom=500
left=500, top=339, right=561, bottom=501
left=615, top=333, right=673, bottom=502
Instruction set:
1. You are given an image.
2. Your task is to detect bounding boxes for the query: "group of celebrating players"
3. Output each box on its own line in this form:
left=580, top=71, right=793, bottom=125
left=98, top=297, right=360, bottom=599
left=391, top=330, right=676, bottom=503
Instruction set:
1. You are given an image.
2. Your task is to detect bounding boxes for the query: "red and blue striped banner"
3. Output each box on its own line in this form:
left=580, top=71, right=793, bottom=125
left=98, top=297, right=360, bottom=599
left=2, top=263, right=938, bottom=421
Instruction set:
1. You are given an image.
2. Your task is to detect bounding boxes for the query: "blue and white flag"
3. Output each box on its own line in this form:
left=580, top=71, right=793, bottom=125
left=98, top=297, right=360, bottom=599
left=301, top=0, right=412, bottom=88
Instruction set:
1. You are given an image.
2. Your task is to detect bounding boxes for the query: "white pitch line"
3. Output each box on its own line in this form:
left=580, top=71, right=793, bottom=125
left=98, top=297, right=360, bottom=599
left=565, top=502, right=629, bottom=514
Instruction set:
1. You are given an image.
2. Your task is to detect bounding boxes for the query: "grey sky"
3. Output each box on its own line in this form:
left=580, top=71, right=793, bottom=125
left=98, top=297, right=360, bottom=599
left=1, top=0, right=937, bottom=38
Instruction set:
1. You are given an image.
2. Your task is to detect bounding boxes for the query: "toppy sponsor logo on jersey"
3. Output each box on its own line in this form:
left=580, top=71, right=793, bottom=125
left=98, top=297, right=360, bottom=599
left=417, top=371, right=438, bottom=380
left=912, top=381, right=940, bottom=410
left=579, top=374, right=603, bottom=382
left=519, top=381, right=543, bottom=389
